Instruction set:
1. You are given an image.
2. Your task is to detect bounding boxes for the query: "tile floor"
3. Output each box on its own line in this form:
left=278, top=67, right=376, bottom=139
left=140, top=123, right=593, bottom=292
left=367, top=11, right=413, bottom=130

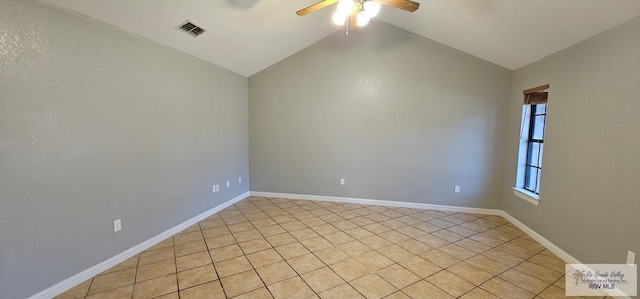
left=55, top=196, right=594, bottom=299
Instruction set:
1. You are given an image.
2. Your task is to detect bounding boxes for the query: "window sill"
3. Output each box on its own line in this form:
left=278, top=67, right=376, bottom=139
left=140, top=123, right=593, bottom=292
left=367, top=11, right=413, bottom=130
left=513, top=188, right=540, bottom=206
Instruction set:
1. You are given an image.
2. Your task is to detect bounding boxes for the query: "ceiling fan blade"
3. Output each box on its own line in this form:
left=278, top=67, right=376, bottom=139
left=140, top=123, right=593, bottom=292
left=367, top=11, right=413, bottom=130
left=374, top=0, right=419, bottom=12
left=296, top=0, right=339, bottom=16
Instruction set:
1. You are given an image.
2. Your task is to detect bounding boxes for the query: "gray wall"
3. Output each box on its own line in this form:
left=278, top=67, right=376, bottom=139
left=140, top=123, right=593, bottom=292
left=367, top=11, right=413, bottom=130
left=0, top=1, right=249, bottom=298
left=501, top=18, right=640, bottom=263
left=249, top=22, right=512, bottom=208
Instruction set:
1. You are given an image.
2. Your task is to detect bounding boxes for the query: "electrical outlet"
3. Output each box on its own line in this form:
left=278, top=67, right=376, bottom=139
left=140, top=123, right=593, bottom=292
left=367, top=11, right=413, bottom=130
left=113, top=219, right=122, bottom=232
left=216, top=184, right=220, bottom=192
left=627, top=250, right=636, bottom=265
left=454, top=185, right=461, bottom=193
left=226, top=180, right=230, bottom=188
left=213, top=185, right=216, bottom=193
left=340, top=178, right=345, bottom=185
left=238, top=176, right=242, bottom=184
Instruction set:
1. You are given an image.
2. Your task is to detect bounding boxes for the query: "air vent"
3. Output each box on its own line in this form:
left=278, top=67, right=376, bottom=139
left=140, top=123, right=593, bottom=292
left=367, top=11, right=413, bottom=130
left=177, top=20, right=206, bottom=37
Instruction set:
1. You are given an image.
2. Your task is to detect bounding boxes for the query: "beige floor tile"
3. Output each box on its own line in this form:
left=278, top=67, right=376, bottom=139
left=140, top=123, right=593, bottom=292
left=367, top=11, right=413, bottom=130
left=85, top=285, right=133, bottom=299
left=458, top=287, right=499, bottom=299
left=239, top=238, right=273, bottom=254
left=431, top=230, right=465, bottom=242
left=275, top=242, right=310, bottom=259
left=228, top=222, right=256, bottom=233
left=439, top=243, right=476, bottom=260
left=265, top=233, right=298, bottom=247
left=340, top=240, right=373, bottom=257
left=255, top=261, right=298, bottom=285
left=199, top=218, right=226, bottom=230
left=510, top=237, right=546, bottom=252
left=179, top=281, right=225, bottom=299
left=215, top=255, right=253, bottom=278
left=350, top=274, right=397, bottom=299
left=133, top=274, right=178, bottom=299
left=311, top=223, right=340, bottom=235
left=445, top=226, right=478, bottom=237
left=384, top=291, right=412, bottom=299
left=421, top=249, right=460, bottom=268
left=247, top=248, right=284, bottom=268
left=100, top=256, right=139, bottom=275
left=174, top=240, right=207, bottom=257
left=402, top=280, right=455, bottom=299
left=447, top=262, right=494, bottom=286
left=398, top=255, right=441, bottom=278
left=496, top=243, right=538, bottom=259
left=426, top=270, right=475, bottom=297
left=324, top=231, right=356, bottom=245
left=499, top=268, right=550, bottom=294
left=363, top=223, right=393, bottom=234
left=344, top=227, right=375, bottom=239
left=378, top=230, right=411, bottom=243
left=376, top=264, right=421, bottom=289
left=454, top=238, right=492, bottom=254
left=174, top=231, right=204, bottom=245
left=257, top=224, right=287, bottom=237
left=233, top=287, right=274, bottom=299
left=514, top=261, right=564, bottom=283
left=377, top=244, right=414, bottom=262
left=290, top=228, right=321, bottom=241
left=332, top=220, right=359, bottom=231
left=54, top=279, right=91, bottom=299
left=300, top=236, right=333, bottom=252
left=177, top=264, right=217, bottom=290
left=280, top=221, right=308, bottom=232
left=355, top=251, right=394, bottom=273
left=315, top=246, right=351, bottom=265
left=397, top=239, right=432, bottom=255
left=250, top=218, right=278, bottom=228
left=465, top=255, right=510, bottom=275
left=136, top=259, right=176, bottom=282
left=234, top=229, right=264, bottom=242
left=205, top=234, right=237, bottom=249
left=301, top=267, right=345, bottom=293
left=528, top=254, right=566, bottom=274
left=300, top=216, right=327, bottom=227
left=411, top=222, right=441, bottom=234
left=481, top=249, right=523, bottom=267
left=176, top=251, right=212, bottom=272
left=88, top=268, right=136, bottom=295
left=537, top=285, right=571, bottom=299
left=138, top=247, right=174, bottom=266
left=147, top=238, right=175, bottom=251
left=267, top=276, right=315, bottom=299
left=330, top=259, right=370, bottom=281
left=360, top=235, right=393, bottom=250
left=287, top=253, right=326, bottom=274
left=468, top=234, right=506, bottom=247
left=221, top=270, right=265, bottom=298
left=210, top=243, right=244, bottom=262
left=396, top=226, right=427, bottom=238
left=480, top=277, right=535, bottom=299
left=318, top=283, right=364, bottom=299
left=415, top=234, right=450, bottom=248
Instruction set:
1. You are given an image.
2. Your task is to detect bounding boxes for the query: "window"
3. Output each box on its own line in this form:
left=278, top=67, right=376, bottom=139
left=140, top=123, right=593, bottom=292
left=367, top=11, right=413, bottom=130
left=514, top=84, right=548, bottom=205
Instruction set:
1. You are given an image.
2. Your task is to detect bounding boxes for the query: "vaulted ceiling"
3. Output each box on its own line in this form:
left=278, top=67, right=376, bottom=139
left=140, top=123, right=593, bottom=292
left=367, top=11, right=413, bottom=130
left=43, top=0, right=640, bottom=77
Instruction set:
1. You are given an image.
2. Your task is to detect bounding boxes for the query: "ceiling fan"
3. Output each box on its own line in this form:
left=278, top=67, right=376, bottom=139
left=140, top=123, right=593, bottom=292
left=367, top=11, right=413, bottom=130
left=296, top=0, right=419, bottom=28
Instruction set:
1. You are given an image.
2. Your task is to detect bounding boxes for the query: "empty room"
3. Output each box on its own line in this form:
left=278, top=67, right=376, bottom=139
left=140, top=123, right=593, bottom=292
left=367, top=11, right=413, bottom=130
left=1, top=0, right=639, bottom=298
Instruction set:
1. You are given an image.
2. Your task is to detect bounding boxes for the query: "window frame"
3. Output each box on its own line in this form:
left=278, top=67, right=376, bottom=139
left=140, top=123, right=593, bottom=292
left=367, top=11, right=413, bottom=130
left=513, top=84, right=549, bottom=206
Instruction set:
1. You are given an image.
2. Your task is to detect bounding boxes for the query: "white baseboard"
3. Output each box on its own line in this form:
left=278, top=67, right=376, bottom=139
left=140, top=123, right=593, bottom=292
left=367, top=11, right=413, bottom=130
left=499, top=211, right=580, bottom=264
left=251, top=191, right=581, bottom=265
left=250, top=191, right=503, bottom=216
left=29, top=191, right=249, bottom=299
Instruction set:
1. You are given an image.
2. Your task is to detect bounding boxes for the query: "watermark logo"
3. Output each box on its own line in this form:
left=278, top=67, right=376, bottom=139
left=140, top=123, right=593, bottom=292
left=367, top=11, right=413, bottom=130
left=566, top=264, right=637, bottom=297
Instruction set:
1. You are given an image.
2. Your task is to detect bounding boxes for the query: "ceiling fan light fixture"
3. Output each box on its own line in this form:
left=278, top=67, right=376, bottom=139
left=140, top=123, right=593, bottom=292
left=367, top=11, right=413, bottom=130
left=356, top=11, right=371, bottom=27
left=336, top=0, right=355, bottom=16
left=363, top=1, right=381, bottom=18
left=332, top=12, right=347, bottom=25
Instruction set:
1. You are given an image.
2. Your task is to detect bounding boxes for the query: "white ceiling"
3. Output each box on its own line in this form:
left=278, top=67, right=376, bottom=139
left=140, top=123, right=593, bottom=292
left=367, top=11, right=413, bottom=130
left=43, top=0, right=640, bottom=77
